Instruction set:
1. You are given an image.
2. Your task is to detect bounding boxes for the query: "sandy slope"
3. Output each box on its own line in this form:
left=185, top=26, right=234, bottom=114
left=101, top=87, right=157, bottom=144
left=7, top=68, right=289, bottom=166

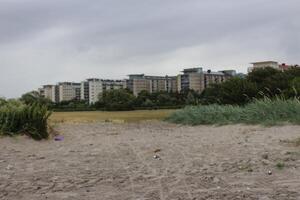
left=0, top=122, right=300, bottom=200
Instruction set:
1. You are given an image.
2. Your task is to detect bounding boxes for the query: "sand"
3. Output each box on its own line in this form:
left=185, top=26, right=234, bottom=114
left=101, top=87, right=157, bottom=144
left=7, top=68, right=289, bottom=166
left=0, top=122, right=300, bottom=200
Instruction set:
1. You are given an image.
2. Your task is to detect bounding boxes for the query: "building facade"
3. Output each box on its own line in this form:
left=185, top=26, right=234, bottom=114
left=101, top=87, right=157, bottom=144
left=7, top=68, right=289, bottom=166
left=102, top=80, right=125, bottom=91
left=248, top=61, right=279, bottom=72
left=58, top=82, right=81, bottom=102
left=126, top=74, right=177, bottom=96
left=41, top=85, right=59, bottom=103
left=203, top=71, right=233, bottom=88
left=81, top=79, right=103, bottom=105
left=177, top=67, right=235, bottom=93
left=177, top=68, right=204, bottom=93
left=81, top=79, right=126, bottom=104
left=37, top=66, right=240, bottom=101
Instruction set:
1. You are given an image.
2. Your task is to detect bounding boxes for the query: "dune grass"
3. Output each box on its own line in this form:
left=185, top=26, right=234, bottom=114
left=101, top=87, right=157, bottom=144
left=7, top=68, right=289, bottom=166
left=166, top=98, right=300, bottom=126
left=50, top=109, right=176, bottom=123
left=0, top=101, right=52, bottom=140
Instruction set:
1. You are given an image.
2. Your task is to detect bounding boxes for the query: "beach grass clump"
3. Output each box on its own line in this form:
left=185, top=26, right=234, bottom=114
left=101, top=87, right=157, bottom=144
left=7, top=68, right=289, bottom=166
left=0, top=99, right=52, bottom=140
left=166, top=98, right=300, bottom=126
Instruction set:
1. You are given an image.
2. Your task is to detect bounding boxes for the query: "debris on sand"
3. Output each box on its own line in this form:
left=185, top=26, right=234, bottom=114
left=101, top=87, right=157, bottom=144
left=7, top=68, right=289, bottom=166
left=262, top=153, right=269, bottom=160
left=54, top=136, right=64, bottom=141
left=153, top=155, right=161, bottom=160
left=154, top=149, right=161, bottom=153
left=268, top=170, right=272, bottom=175
left=6, top=165, right=13, bottom=170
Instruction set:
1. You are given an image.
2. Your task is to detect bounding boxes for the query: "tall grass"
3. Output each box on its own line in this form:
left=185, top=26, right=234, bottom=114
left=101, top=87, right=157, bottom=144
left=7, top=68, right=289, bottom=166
left=0, top=100, right=52, bottom=140
left=166, top=98, right=300, bottom=126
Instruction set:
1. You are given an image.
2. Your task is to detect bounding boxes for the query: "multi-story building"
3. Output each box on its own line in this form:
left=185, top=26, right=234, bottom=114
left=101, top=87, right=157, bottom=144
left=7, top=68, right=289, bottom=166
left=81, top=79, right=126, bottom=104
left=40, top=85, right=59, bottom=102
left=177, top=67, right=235, bottom=93
left=81, top=78, right=103, bottom=105
left=177, top=68, right=205, bottom=93
left=37, top=66, right=239, bottom=101
left=58, top=82, right=81, bottom=102
left=38, top=88, right=45, bottom=98
left=203, top=70, right=233, bottom=88
left=248, top=61, right=280, bottom=72
left=126, top=74, right=177, bottom=96
left=102, top=80, right=125, bottom=91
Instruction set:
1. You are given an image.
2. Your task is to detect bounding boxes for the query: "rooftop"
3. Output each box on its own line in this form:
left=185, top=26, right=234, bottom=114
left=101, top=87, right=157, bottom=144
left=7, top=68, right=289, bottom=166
left=181, top=67, right=203, bottom=73
left=251, top=61, right=278, bottom=64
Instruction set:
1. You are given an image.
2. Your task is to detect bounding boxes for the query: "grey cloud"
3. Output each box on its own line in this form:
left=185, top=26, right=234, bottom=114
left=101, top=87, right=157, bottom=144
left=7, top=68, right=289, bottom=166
left=0, top=0, right=299, bottom=98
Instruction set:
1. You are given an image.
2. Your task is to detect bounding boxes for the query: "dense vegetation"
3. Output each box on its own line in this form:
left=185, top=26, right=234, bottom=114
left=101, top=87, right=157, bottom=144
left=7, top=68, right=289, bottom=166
left=94, top=89, right=199, bottom=111
left=201, top=67, right=300, bottom=105
left=0, top=99, right=51, bottom=140
left=166, top=97, right=300, bottom=126
left=43, top=89, right=199, bottom=111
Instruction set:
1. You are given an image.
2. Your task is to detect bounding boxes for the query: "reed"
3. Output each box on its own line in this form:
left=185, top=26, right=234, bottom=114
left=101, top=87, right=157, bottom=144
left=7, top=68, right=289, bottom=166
left=0, top=99, right=52, bottom=140
left=166, top=97, right=300, bottom=126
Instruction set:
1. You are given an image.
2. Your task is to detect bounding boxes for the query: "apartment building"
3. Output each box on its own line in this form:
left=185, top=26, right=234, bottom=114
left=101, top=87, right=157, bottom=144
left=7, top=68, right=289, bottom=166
left=58, top=82, right=81, bottom=102
left=248, top=61, right=279, bottom=72
left=40, top=85, right=59, bottom=103
left=177, top=68, right=204, bottom=93
left=125, top=74, right=149, bottom=96
left=38, top=88, right=45, bottom=98
left=203, top=70, right=233, bottom=88
left=102, top=80, right=125, bottom=91
left=81, top=79, right=126, bottom=104
left=177, top=67, right=235, bottom=93
left=126, top=74, right=177, bottom=96
left=81, top=78, right=103, bottom=105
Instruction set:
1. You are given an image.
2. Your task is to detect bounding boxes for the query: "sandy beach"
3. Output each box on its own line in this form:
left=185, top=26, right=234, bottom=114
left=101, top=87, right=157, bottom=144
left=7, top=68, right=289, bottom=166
left=1, top=122, right=300, bottom=200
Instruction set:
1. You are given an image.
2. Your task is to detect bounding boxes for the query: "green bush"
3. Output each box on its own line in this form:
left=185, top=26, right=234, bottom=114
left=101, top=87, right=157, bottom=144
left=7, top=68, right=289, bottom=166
left=0, top=100, right=52, bottom=140
left=166, top=98, right=300, bottom=126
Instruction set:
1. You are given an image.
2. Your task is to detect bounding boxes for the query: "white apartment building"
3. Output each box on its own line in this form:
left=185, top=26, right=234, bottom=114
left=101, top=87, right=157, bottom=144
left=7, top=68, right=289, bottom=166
left=42, top=85, right=58, bottom=102
left=58, top=82, right=81, bottom=102
left=81, top=79, right=103, bottom=105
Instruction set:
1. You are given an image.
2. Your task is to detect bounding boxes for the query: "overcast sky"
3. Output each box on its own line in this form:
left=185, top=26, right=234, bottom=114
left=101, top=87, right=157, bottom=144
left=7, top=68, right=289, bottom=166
left=0, top=0, right=299, bottom=98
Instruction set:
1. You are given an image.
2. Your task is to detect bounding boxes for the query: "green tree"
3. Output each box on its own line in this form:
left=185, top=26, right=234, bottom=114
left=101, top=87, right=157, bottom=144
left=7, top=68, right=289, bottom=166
left=20, top=91, right=51, bottom=106
left=201, top=77, right=258, bottom=105
left=185, top=91, right=197, bottom=105
left=99, top=89, right=136, bottom=111
left=134, top=90, right=151, bottom=107
left=142, top=99, right=155, bottom=107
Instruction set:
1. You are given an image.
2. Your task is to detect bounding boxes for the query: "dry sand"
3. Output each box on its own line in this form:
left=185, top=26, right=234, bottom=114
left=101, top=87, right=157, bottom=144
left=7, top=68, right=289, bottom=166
left=0, top=122, right=300, bottom=200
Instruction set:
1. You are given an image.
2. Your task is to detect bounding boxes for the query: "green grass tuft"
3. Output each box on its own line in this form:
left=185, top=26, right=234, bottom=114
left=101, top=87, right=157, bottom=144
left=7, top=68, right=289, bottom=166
left=166, top=98, right=300, bottom=126
left=0, top=100, right=52, bottom=140
left=276, top=162, right=285, bottom=170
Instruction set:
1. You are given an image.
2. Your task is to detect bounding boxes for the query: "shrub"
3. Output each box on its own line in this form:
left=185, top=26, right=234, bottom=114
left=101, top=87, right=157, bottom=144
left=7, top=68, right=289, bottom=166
left=166, top=97, right=300, bottom=126
left=0, top=101, right=52, bottom=140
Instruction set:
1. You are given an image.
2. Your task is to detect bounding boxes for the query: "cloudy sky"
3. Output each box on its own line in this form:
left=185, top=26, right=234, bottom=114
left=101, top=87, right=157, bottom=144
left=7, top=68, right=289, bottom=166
left=0, top=0, right=299, bottom=98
